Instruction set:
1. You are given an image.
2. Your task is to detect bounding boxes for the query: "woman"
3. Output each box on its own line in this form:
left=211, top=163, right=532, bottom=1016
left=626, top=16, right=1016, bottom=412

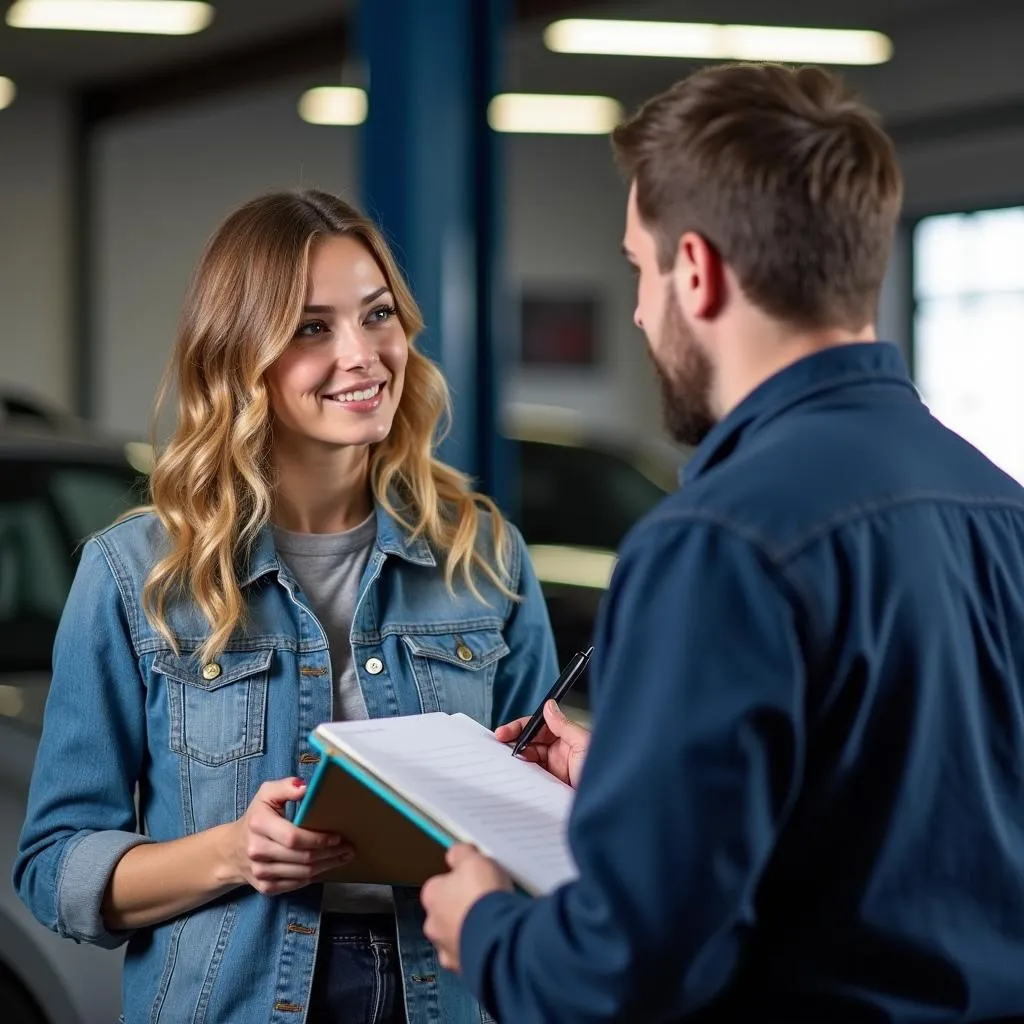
left=14, top=190, right=557, bottom=1024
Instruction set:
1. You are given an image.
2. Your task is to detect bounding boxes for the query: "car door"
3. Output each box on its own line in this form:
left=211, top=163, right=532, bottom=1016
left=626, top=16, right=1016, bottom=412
left=0, top=452, right=144, bottom=1024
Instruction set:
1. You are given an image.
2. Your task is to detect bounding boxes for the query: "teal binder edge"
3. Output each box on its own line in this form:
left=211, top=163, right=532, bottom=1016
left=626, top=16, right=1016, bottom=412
left=293, top=730, right=457, bottom=852
left=292, top=748, right=330, bottom=824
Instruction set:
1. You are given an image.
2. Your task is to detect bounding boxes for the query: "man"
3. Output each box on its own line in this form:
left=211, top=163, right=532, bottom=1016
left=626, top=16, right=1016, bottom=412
left=421, top=61, right=1024, bottom=1022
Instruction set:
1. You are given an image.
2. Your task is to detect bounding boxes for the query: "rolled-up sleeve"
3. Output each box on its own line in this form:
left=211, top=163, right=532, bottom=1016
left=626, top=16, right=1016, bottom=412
left=460, top=515, right=807, bottom=1022
left=13, top=538, right=153, bottom=948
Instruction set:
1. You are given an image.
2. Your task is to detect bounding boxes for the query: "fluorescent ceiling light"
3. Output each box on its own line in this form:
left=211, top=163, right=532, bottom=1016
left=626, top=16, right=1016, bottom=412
left=545, top=19, right=893, bottom=66
left=298, top=86, right=368, bottom=126
left=6, top=1, right=214, bottom=35
left=299, top=87, right=622, bottom=135
left=0, top=77, right=15, bottom=111
left=488, top=93, right=622, bottom=134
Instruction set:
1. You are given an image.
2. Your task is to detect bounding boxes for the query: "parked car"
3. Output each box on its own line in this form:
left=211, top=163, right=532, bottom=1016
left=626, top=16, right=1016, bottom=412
left=0, top=395, right=676, bottom=1022
left=0, top=425, right=144, bottom=1024
left=506, top=416, right=678, bottom=700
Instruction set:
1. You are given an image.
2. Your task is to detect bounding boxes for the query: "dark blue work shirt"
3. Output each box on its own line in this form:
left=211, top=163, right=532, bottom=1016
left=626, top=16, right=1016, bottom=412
left=462, top=342, right=1024, bottom=1022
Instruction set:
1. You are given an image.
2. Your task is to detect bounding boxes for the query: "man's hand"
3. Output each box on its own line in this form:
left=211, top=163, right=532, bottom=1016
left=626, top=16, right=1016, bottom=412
left=421, top=845, right=512, bottom=973
left=496, top=700, right=591, bottom=789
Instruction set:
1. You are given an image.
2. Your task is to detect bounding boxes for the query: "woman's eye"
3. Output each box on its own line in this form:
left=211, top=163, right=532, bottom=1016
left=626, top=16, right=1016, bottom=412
left=365, top=304, right=398, bottom=326
left=295, top=320, right=328, bottom=339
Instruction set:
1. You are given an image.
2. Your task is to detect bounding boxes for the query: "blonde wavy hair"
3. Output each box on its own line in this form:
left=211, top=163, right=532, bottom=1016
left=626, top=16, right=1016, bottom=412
left=139, top=189, right=512, bottom=661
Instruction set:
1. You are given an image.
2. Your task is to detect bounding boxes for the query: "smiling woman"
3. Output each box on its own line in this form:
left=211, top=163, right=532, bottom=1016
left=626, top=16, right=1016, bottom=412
left=13, top=190, right=558, bottom=1024
left=146, top=191, right=520, bottom=658
left=266, top=236, right=408, bottom=454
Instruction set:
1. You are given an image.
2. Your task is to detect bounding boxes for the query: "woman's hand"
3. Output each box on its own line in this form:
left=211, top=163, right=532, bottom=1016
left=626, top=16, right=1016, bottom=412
left=496, top=700, right=590, bottom=789
left=223, top=777, right=354, bottom=895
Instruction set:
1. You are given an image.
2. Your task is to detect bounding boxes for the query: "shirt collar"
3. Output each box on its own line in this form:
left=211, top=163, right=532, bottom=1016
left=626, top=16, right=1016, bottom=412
left=682, top=341, right=917, bottom=485
left=239, top=497, right=436, bottom=587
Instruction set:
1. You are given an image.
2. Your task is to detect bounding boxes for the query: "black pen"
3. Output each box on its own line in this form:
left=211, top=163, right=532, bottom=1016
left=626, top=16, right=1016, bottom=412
left=511, top=646, right=593, bottom=758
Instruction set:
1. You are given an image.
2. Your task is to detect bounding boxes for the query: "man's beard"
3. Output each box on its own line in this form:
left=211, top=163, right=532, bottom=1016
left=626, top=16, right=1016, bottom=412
left=648, top=288, right=716, bottom=448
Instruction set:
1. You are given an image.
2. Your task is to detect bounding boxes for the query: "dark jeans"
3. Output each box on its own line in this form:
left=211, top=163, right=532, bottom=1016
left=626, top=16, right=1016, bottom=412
left=307, top=913, right=407, bottom=1024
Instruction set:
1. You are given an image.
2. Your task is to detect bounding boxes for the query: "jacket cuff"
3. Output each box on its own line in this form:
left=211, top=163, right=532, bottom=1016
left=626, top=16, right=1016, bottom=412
left=460, top=889, right=530, bottom=1007
left=57, top=830, right=154, bottom=948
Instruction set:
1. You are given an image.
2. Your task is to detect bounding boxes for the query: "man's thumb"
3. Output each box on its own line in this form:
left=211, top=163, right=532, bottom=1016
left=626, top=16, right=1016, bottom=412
left=544, top=700, right=590, bottom=746
left=543, top=699, right=571, bottom=734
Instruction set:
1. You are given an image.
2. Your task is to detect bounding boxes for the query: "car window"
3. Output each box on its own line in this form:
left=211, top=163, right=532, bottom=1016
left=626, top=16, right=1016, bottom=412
left=0, top=497, right=69, bottom=664
left=49, top=464, right=147, bottom=542
left=517, top=439, right=667, bottom=551
left=0, top=456, right=143, bottom=700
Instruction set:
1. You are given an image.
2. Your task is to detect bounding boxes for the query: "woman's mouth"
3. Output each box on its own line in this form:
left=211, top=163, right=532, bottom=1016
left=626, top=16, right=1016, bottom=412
left=322, top=381, right=386, bottom=411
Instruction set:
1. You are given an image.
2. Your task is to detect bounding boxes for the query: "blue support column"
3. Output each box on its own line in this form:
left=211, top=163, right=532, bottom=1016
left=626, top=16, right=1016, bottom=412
left=359, top=0, right=512, bottom=508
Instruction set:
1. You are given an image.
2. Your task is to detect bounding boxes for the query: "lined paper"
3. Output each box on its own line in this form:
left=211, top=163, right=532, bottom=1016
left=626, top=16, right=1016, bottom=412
left=315, top=713, right=578, bottom=894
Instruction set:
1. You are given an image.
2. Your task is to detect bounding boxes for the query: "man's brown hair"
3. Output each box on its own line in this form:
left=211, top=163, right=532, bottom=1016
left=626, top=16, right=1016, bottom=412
left=611, top=62, right=904, bottom=330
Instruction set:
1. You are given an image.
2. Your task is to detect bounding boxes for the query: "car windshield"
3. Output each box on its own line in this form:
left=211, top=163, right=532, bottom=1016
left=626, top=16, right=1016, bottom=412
left=517, top=438, right=668, bottom=551
left=0, top=453, right=144, bottom=729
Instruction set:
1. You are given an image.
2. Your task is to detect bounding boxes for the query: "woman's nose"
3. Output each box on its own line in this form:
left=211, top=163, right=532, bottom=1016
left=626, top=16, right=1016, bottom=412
left=333, top=323, right=378, bottom=370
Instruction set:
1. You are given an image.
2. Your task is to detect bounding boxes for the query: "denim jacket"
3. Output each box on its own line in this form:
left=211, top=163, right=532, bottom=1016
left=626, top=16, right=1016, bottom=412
left=14, top=503, right=557, bottom=1024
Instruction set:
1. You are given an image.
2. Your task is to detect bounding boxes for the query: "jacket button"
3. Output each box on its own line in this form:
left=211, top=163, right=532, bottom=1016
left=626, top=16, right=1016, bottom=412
left=365, top=657, right=384, bottom=675
left=201, top=662, right=221, bottom=681
left=455, top=644, right=473, bottom=662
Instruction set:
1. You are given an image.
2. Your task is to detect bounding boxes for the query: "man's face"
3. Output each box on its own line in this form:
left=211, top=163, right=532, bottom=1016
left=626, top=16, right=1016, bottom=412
left=623, top=183, right=717, bottom=447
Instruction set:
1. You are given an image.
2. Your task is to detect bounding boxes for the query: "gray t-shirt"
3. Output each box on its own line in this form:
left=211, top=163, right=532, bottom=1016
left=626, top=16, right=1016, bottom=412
left=274, top=514, right=393, bottom=914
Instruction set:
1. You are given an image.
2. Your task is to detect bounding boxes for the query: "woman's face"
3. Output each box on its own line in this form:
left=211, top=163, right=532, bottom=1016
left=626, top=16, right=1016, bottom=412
left=266, top=235, right=408, bottom=452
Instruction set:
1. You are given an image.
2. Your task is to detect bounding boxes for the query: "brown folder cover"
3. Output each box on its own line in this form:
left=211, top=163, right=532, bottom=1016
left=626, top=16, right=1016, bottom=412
left=298, top=754, right=453, bottom=886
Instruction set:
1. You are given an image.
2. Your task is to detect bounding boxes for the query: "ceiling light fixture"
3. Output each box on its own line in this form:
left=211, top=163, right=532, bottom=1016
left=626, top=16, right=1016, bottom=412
left=487, top=93, right=623, bottom=134
left=299, top=88, right=623, bottom=135
left=6, top=0, right=214, bottom=35
left=298, top=86, right=368, bottom=126
left=0, top=76, right=15, bottom=110
left=544, top=19, right=893, bottom=66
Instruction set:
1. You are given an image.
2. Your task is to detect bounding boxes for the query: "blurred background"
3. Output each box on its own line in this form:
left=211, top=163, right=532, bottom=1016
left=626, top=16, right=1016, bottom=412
left=0, top=1, right=1023, bottom=1019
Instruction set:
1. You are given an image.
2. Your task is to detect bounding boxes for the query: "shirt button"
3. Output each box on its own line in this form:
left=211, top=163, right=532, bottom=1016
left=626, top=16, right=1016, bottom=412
left=365, top=657, right=384, bottom=675
left=201, top=662, right=221, bottom=681
left=455, top=643, right=473, bottom=662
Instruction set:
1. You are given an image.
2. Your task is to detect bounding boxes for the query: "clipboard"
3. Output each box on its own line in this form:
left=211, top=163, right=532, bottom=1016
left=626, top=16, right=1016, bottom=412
left=291, top=713, right=578, bottom=895
left=293, top=730, right=452, bottom=886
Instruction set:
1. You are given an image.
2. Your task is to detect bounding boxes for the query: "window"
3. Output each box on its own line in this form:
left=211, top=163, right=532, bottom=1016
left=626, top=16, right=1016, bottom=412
left=913, top=206, right=1024, bottom=483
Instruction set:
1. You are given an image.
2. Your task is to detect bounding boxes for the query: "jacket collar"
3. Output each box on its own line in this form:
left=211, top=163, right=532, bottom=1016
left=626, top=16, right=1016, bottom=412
left=682, top=342, right=918, bottom=485
left=372, top=500, right=437, bottom=566
left=238, top=498, right=436, bottom=588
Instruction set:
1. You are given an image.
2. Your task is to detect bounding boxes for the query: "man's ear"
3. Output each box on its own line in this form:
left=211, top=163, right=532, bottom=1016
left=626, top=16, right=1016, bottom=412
left=673, top=231, right=724, bottom=320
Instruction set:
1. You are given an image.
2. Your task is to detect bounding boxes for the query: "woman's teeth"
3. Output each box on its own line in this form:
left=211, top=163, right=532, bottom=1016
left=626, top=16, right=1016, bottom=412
left=328, top=383, right=381, bottom=403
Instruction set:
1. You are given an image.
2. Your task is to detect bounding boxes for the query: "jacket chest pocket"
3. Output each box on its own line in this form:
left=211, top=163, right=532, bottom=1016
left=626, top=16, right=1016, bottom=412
left=401, top=629, right=508, bottom=718
left=155, top=649, right=272, bottom=767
